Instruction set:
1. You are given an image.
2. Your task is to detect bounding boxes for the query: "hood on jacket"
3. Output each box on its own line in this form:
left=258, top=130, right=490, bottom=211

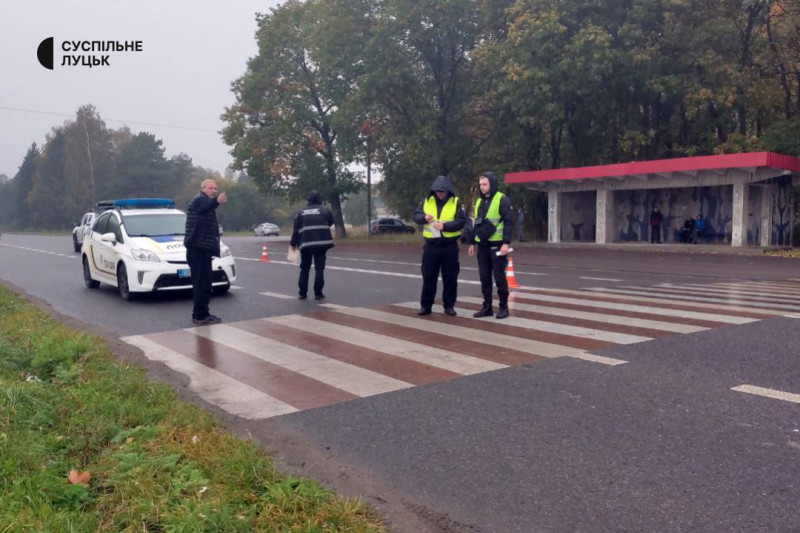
left=480, top=171, right=499, bottom=197
left=307, top=190, right=322, bottom=204
left=429, top=175, right=456, bottom=199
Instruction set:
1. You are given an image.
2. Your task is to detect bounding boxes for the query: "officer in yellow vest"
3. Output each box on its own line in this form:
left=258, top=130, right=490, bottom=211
left=412, top=175, right=466, bottom=316
left=468, top=171, right=514, bottom=319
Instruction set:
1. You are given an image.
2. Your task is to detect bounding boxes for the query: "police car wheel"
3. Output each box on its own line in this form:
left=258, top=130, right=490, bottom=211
left=117, top=264, right=135, bottom=300
left=83, top=257, right=100, bottom=289
left=73, top=234, right=81, bottom=253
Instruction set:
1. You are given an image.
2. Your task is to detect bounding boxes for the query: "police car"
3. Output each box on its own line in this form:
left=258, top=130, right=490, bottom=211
left=81, top=198, right=236, bottom=300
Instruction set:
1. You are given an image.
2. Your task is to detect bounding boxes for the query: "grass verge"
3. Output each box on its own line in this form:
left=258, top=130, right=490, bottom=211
left=0, top=284, right=384, bottom=532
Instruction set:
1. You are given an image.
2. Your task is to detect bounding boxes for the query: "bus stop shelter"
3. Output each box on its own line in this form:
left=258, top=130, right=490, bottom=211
left=505, top=152, right=800, bottom=247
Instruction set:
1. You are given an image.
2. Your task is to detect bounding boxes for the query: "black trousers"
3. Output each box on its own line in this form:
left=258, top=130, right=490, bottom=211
left=477, top=245, right=509, bottom=308
left=299, top=248, right=327, bottom=297
left=420, top=240, right=460, bottom=309
left=187, top=247, right=213, bottom=319
left=650, top=226, right=661, bottom=243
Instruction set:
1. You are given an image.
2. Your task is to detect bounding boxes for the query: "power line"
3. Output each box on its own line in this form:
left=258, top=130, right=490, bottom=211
left=0, top=105, right=218, bottom=133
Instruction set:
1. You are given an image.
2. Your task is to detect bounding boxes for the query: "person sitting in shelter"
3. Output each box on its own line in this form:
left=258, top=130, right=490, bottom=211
left=692, top=214, right=707, bottom=243
left=681, top=218, right=695, bottom=243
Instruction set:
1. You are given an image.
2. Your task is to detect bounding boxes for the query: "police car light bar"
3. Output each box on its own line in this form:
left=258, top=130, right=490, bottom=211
left=112, top=198, right=175, bottom=209
left=95, top=200, right=115, bottom=212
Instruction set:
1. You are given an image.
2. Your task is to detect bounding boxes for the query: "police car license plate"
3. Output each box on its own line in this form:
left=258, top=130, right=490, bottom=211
left=177, top=268, right=190, bottom=278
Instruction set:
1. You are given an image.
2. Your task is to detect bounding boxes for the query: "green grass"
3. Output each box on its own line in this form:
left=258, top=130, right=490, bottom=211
left=0, top=284, right=385, bottom=532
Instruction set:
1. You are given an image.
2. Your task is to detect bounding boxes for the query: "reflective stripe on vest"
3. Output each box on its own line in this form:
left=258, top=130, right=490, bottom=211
left=423, top=196, right=461, bottom=239
left=473, top=193, right=504, bottom=243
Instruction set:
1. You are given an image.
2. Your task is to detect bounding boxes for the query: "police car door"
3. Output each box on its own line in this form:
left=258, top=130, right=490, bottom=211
left=99, top=214, right=123, bottom=275
left=88, top=212, right=111, bottom=274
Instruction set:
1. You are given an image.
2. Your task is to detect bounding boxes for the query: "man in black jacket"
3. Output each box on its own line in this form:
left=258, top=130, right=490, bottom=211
left=412, top=175, right=466, bottom=316
left=184, top=179, right=227, bottom=324
left=468, top=171, right=514, bottom=319
left=290, top=190, right=335, bottom=300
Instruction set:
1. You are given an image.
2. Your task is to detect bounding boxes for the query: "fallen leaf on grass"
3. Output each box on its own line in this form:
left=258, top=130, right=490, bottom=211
left=68, top=470, right=91, bottom=485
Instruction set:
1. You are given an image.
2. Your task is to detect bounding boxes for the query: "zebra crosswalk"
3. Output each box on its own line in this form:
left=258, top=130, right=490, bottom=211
left=121, top=279, right=798, bottom=420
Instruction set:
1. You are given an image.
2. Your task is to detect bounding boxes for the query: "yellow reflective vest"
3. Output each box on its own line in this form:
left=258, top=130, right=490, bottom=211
left=423, top=196, right=461, bottom=239
left=473, top=193, right=505, bottom=243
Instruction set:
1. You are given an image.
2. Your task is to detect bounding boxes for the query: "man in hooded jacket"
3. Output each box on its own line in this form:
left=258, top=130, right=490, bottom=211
left=412, top=175, right=466, bottom=316
left=468, top=171, right=514, bottom=319
left=290, top=190, right=335, bottom=300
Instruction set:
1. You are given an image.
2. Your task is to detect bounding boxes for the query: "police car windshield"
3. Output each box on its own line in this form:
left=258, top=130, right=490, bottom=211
left=123, top=213, right=186, bottom=237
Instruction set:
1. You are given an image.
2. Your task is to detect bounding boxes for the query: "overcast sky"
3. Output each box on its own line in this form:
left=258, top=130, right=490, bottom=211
left=0, top=0, right=284, bottom=179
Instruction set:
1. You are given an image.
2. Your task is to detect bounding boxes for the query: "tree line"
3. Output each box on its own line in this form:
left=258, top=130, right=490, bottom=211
left=0, top=105, right=298, bottom=232
left=222, top=0, right=800, bottom=239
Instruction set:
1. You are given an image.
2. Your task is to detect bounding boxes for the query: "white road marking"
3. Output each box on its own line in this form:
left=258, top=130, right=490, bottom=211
left=648, top=284, right=800, bottom=302
left=191, top=324, right=412, bottom=397
left=579, top=276, right=622, bottom=282
left=554, top=287, right=774, bottom=317
left=732, top=384, right=800, bottom=405
left=267, top=312, right=504, bottom=375
left=514, top=291, right=756, bottom=324
left=591, top=287, right=800, bottom=312
left=121, top=334, right=297, bottom=419
left=259, top=291, right=295, bottom=299
left=497, top=296, right=706, bottom=333
left=236, top=257, right=543, bottom=288
left=381, top=301, right=650, bottom=344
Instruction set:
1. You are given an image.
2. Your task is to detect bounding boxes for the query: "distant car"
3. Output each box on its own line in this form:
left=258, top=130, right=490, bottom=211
left=254, top=222, right=280, bottom=237
left=369, top=218, right=415, bottom=235
left=72, top=211, right=96, bottom=252
left=81, top=198, right=236, bottom=300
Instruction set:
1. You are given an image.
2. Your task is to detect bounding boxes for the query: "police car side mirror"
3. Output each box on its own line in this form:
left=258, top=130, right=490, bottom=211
left=100, top=232, right=117, bottom=244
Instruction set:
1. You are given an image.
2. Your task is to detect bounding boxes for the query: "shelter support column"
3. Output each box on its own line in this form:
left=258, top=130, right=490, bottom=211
left=595, top=189, right=614, bottom=244
left=732, top=183, right=748, bottom=247
left=548, top=191, right=561, bottom=243
left=760, top=184, right=773, bottom=247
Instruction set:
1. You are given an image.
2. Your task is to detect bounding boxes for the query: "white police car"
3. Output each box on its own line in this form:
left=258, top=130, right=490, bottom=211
left=81, top=198, right=236, bottom=300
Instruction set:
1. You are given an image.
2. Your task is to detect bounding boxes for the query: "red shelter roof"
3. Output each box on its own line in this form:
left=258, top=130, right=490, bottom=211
left=505, top=152, right=800, bottom=185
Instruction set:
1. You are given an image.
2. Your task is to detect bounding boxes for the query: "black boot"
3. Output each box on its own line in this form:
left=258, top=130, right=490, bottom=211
left=495, top=306, right=509, bottom=319
left=473, top=305, right=493, bottom=318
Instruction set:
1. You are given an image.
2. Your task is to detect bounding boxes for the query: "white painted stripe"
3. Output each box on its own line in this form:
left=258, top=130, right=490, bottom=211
left=513, top=291, right=755, bottom=324
left=259, top=291, right=295, bottom=299
left=267, top=313, right=504, bottom=375
left=191, top=324, right=412, bottom=397
left=235, top=257, right=540, bottom=287
left=650, top=284, right=800, bottom=302
left=121, top=335, right=297, bottom=419
left=579, top=276, right=623, bottom=282
left=713, top=281, right=800, bottom=296
left=467, top=296, right=706, bottom=333
left=732, top=384, right=800, bottom=405
left=784, top=313, right=800, bottom=319
left=546, top=287, right=773, bottom=317
left=567, top=352, right=628, bottom=366
left=380, top=301, right=650, bottom=344
left=588, top=287, right=800, bottom=312
left=387, top=302, right=591, bottom=358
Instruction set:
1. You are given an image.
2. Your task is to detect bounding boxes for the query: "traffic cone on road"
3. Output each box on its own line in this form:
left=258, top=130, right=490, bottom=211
left=506, top=256, right=520, bottom=288
left=260, top=245, right=269, bottom=262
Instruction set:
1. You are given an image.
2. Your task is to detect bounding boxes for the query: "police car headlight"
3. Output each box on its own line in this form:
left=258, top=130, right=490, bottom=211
left=130, top=248, right=161, bottom=262
left=220, top=245, right=232, bottom=258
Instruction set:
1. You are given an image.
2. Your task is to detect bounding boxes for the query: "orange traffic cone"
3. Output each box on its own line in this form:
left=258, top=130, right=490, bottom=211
left=260, top=245, right=269, bottom=262
left=506, top=256, right=520, bottom=288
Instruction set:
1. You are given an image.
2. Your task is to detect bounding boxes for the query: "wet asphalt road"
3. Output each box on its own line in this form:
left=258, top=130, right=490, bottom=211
left=2, top=233, right=800, bottom=532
